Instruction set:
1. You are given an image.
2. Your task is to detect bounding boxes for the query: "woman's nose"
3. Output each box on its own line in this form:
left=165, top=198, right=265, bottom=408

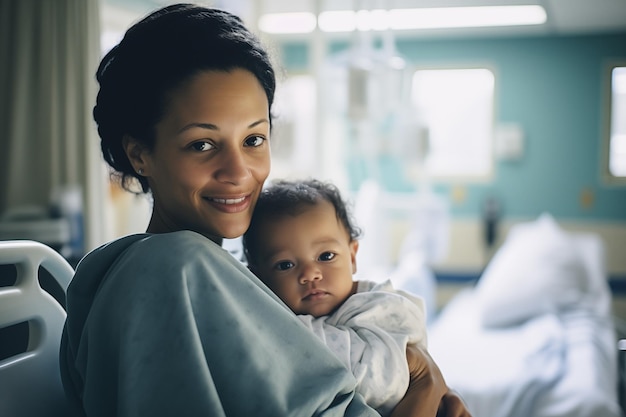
left=299, top=264, right=322, bottom=284
left=215, top=146, right=251, bottom=184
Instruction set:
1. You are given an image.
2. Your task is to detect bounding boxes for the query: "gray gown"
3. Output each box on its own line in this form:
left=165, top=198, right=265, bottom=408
left=60, top=230, right=379, bottom=417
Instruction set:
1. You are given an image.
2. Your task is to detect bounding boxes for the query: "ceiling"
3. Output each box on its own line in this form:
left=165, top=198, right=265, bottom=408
left=102, top=0, right=626, bottom=40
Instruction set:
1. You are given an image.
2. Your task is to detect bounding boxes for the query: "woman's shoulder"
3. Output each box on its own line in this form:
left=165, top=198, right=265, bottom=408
left=74, top=231, right=223, bottom=282
left=97, top=230, right=220, bottom=255
left=69, top=231, right=234, bottom=305
left=123, top=231, right=231, bottom=265
left=121, top=230, right=218, bottom=252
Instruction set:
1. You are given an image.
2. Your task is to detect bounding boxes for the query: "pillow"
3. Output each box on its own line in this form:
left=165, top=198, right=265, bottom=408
left=475, top=213, right=589, bottom=328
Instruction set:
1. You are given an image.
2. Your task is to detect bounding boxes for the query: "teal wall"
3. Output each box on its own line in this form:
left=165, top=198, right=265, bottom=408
left=278, top=33, right=626, bottom=222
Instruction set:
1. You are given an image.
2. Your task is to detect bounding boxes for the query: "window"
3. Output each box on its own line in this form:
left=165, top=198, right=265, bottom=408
left=607, top=65, right=626, bottom=181
left=268, top=74, right=317, bottom=181
left=411, top=68, right=495, bottom=180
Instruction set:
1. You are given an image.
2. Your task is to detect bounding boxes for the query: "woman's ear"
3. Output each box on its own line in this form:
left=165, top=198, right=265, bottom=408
left=350, top=240, right=359, bottom=274
left=122, top=135, right=148, bottom=176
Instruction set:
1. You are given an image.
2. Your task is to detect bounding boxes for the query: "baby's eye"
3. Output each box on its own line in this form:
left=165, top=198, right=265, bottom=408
left=190, top=141, right=214, bottom=152
left=274, top=260, right=294, bottom=271
left=244, top=135, right=266, bottom=147
left=319, top=252, right=335, bottom=262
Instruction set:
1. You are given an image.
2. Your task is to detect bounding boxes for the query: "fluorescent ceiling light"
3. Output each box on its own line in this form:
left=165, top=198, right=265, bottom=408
left=366, top=9, right=390, bottom=31
left=259, top=5, right=546, bottom=34
left=318, top=10, right=356, bottom=32
left=258, top=12, right=316, bottom=34
left=317, top=9, right=391, bottom=32
left=389, top=5, right=547, bottom=30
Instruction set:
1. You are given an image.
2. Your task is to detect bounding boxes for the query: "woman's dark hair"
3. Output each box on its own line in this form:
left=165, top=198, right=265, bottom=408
left=94, top=3, right=276, bottom=193
left=243, top=179, right=362, bottom=265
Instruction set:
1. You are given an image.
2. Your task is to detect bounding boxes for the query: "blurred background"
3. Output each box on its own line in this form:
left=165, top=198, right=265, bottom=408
left=1, top=0, right=625, bottom=314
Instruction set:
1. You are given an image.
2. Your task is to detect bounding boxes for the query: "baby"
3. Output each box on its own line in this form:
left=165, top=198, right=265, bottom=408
left=243, top=178, right=427, bottom=416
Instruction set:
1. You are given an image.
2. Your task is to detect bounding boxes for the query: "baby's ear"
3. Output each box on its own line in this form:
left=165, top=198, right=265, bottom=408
left=350, top=240, right=359, bottom=274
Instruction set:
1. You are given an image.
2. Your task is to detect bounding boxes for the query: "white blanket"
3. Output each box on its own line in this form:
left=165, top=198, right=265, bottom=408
left=428, top=289, right=621, bottom=417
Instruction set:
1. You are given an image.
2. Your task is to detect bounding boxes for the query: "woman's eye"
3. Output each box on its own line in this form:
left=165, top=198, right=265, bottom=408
left=244, top=135, right=266, bottom=147
left=319, top=252, right=335, bottom=262
left=190, top=141, right=214, bottom=152
left=275, top=261, right=294, bottom=271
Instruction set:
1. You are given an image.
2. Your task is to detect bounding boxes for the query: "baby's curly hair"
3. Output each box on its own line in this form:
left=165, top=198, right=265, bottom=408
left=243, top=179, right=362, bottom=265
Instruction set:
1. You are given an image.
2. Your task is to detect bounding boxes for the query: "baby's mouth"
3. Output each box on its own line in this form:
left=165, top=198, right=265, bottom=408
left=303, top=290, right=328, bottom=301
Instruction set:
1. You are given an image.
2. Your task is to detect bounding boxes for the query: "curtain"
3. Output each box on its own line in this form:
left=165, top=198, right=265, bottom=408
left=0, top=0, right=107, bottom=252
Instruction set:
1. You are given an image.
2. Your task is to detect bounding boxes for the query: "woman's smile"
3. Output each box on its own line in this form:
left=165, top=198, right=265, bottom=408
left=204, top=194, right=252, bottom=213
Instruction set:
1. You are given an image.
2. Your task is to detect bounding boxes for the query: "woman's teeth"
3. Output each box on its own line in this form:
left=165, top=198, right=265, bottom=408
left=211, top=197, right=246, bottom=204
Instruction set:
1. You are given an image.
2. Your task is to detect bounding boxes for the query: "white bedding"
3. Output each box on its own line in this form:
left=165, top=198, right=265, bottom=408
left=425, top=215, right=621, bottom=417
left=429, top=290, right=620, bottom=417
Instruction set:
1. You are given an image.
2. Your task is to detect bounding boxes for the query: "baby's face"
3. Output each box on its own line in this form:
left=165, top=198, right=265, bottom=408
left=251, top=201, right=358, bottom=317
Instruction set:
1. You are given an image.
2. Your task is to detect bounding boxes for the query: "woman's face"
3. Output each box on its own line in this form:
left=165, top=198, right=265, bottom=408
left=129, top=69, right=271, bottom=242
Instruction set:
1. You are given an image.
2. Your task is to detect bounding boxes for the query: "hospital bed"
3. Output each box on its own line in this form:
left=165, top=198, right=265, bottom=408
left=424, top=214, right=623, bottom=417
left=0, top=240, right=73, bottom=417
left=350, top=181, right=623, bottom=417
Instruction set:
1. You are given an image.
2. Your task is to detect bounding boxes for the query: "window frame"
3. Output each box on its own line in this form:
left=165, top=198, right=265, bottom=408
left=601, top=61, right=626, bottom=186
left=267, top=71, right=319, bottom=182
left=408, top=63, right=498, bottom=184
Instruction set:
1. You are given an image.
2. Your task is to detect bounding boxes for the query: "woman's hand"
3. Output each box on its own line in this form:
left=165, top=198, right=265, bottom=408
left=436, top=390, right=472, bottom=417
left=390, top=344, right=472, bottom=417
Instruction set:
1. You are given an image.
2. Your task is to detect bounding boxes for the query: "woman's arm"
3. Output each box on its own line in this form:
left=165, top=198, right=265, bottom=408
left=391, top=345, right=472, bottom=417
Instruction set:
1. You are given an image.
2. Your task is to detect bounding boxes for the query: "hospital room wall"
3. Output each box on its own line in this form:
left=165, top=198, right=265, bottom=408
left=394, top=33, right=626, bottom=220
left=277, top=32, right=626, bottom=279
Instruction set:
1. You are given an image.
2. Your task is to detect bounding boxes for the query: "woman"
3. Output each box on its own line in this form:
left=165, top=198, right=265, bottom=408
left=59, top=4, right=470, bottom=416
